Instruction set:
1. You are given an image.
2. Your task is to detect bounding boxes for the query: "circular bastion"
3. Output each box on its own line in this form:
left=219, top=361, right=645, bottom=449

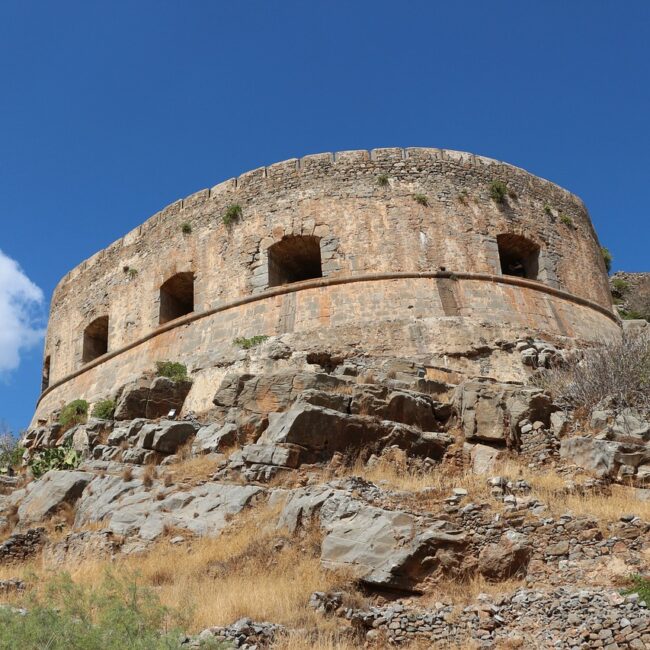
left=33, top=147, right=620, bottom=425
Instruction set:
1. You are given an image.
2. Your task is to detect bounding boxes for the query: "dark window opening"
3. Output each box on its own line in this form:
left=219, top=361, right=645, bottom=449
left=159, top=272, right=194, bottom=324
left=83, top=316, right=109, bottom=363
left=267, top=235, right=322, bottom=287
left=41, top=356, right=50, bottom=392
left=497, top=234, right=540, bottom=281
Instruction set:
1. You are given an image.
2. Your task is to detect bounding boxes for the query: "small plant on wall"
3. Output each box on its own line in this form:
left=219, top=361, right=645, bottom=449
left=234, top=335, right=269, bottom=349
left=489, top=180, right=508, bottom=204
left=377, top=174, right=389, bottom=187
left=122, top=265, right=138, bottom=279
left=222, top=204, right=242, bottom=226
left=559, top=214, right=574, bottom=227
left=181, top=222, right=192, bottom=234
left=413, top=193, right=429, bottom=206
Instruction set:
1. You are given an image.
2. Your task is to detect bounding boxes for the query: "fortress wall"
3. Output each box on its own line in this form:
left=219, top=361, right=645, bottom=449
left=33, top=274, right=620, bottom=424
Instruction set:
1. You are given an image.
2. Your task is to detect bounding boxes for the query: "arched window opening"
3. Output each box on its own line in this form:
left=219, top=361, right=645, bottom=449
left=41, top=356, right=50, bottom=392
left=267, top=235, right=322, bottom=287
left=83, top=316, right=109, bottom=363
left=497, top=234, right=540, bottom=281
left=159, top=272, right=194, bottom=324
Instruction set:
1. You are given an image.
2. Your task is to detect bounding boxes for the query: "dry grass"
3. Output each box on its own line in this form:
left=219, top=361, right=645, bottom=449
left=420, top=573, right=524, bottom=609
left=164, top=453, right=222, bottom=486
left=493, top=459, right=650, bottom=523
left=0, top=504, right=362, bottom=633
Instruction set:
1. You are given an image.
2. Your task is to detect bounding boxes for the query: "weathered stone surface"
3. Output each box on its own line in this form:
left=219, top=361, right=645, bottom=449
left=455, top=380, right=557, bottom=445
left=75, top=475, right=264, bottom=539
left=470, top=443, right=503, bottom=474
left=18, top=470, right=94, bottom=524
left=114, top=376, right=192, bottom=420
left=240, top=443, right=302, bottom=468
left=559, top=437, right=649, bottom=478
left=136, top=420, right=198, bottom=454
left=192, top=422, right=238, bottom=454
left=279, top=484, right=465, bottom=591
left=478, top=531, right=532, bottom=580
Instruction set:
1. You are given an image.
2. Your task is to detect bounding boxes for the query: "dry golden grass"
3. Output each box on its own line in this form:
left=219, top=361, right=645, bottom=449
left=494, top=459, right=650, bottom=523
left=0, top=504, right=363, bottom=634
left=164, top=453, right=222, bottom=486
left=420, top=573, right=524, bottom=609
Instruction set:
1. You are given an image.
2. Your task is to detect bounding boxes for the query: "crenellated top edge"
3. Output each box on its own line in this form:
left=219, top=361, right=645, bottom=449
left=52, top=147, right=586, bottom=295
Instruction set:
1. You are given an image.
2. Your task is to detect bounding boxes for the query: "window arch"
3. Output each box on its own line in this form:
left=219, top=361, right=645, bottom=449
left=159, top=272, right=194, bottom=324
left=497, top=234, right=540, bottom=281
left=267, top=235, right=322, bottom=287
left=83, top=316, right=109, bottom=363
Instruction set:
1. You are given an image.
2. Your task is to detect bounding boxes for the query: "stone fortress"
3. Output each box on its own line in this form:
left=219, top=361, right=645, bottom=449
left=33, top=147, right=620, bottom=425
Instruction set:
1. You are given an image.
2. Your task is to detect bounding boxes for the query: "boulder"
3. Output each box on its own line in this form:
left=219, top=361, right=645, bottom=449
left=136, top=420, right=198, bottom=454
left=478, top=531, right=532, bottom=580
left=240, top=443, right=302, bottom=468
left=18, top=470, right=94, bottom=524
left=455, top=380, right=557, bottom=445
left=471, top=443, right=503, bottom=474
left=279, top=485, right=466, bottom=591
left=114, top=376, right=192, bottom=420
left=559, top=437, right=649, bottom=478
left=193, top=422, right=238, bottom=454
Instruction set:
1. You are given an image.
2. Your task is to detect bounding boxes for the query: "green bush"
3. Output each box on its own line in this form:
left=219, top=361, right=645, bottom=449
left=612, top=278, right=629, bottom=294
left=0, top=572, right=227, bottom=650
left=59, top=400, right=88, bottom=430
left=0, top=430, right=23, bottom=470
left=489, top=180, right=508, bottom=203
left=222, top=204, right=242, bottom=226
left=622, top=574, right=650, bottom=603
left=601, top=246, right=613, bottom=273
left=377, top=174, right=389, bottom=187
left=543, top=204, right=553, bottom=215
left=29, top=442, right=81, bottom=479
left=233, top=335, right=269, bottom=350
left=181, top=222, right=192, bottom=234
left=91, top=399, right=115, bottom=420
left=123, top=266, right=138, bottom=279
left=155, top=361, right=189, bottom=383
left=413, top=193, right=429, bottom=207
left=559, top=213, right=574, bottom=227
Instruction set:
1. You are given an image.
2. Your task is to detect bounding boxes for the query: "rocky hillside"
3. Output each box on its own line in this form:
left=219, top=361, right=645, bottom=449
left=1, top=332, right=649, bottom=649
left=610, top=272, right=650, bottom=322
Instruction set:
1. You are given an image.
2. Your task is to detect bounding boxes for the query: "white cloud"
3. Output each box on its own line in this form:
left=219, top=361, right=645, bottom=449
left=0, top=249, right=45, bottom=373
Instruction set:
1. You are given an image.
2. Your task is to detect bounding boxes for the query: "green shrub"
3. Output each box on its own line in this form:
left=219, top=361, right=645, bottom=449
left=91, top=399, right=115, bottom=420
left=0, top=572, right=224, bottom=650
left=377, top=174, right=389, bottom=187
left=544, top=204, right=553, bottom=216
left=123, top=266, right=138, bottom=279
left=489, top=180, right=508, bottom=203
left=155, top=361, right=189, bottom=383
left=620, top=308, right=646, bottom=321
left=612, top=278, right=629, bottom=294
left=622, top=574, right=650, bottom=603
left=59, top=399, right=88, bottom=430
left=413, top=193, right=429, bottom=206
left=559, top=213, right=574, bottom=227
left=181, top=222, right=192, bottom=234
left=0, top=430, right=23, bottom=470
left=29, top=442, right=81, bottom=479
left=233, top=335, right=269, bottom=349
left=222, top=204, right=242, bottom=226
left=601, top=246, right=613, bottom=273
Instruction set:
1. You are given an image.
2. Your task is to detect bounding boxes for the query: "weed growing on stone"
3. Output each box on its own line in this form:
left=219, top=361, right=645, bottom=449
left=559, top=214, right=574, bottom=227
left=413, top=193, right=429, bottom=207
left=91, top=399, right=115, bottom=420
left=377, top=174, right=389, bottom=187
left=489, top=180, right=508, bottom=203
left=233, top=335, right=269, bottom=349
left=222, top=204, right=242, bottom=226
left=181, top=222, right=192, bottom=234
left=59, top=399, right=88, bottom=430
left=155, top=361, right=189, bottom=383
left=543, top=204, right=553, bottom=216
left=601, top=246, right=613, bottom=273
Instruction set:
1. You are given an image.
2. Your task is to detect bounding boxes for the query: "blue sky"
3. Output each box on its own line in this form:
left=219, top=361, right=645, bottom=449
left=1, top=1, right=648, bottom=432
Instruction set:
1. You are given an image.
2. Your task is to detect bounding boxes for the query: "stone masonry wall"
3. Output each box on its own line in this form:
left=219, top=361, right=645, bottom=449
left=36, top=148, right=617, bottom=422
